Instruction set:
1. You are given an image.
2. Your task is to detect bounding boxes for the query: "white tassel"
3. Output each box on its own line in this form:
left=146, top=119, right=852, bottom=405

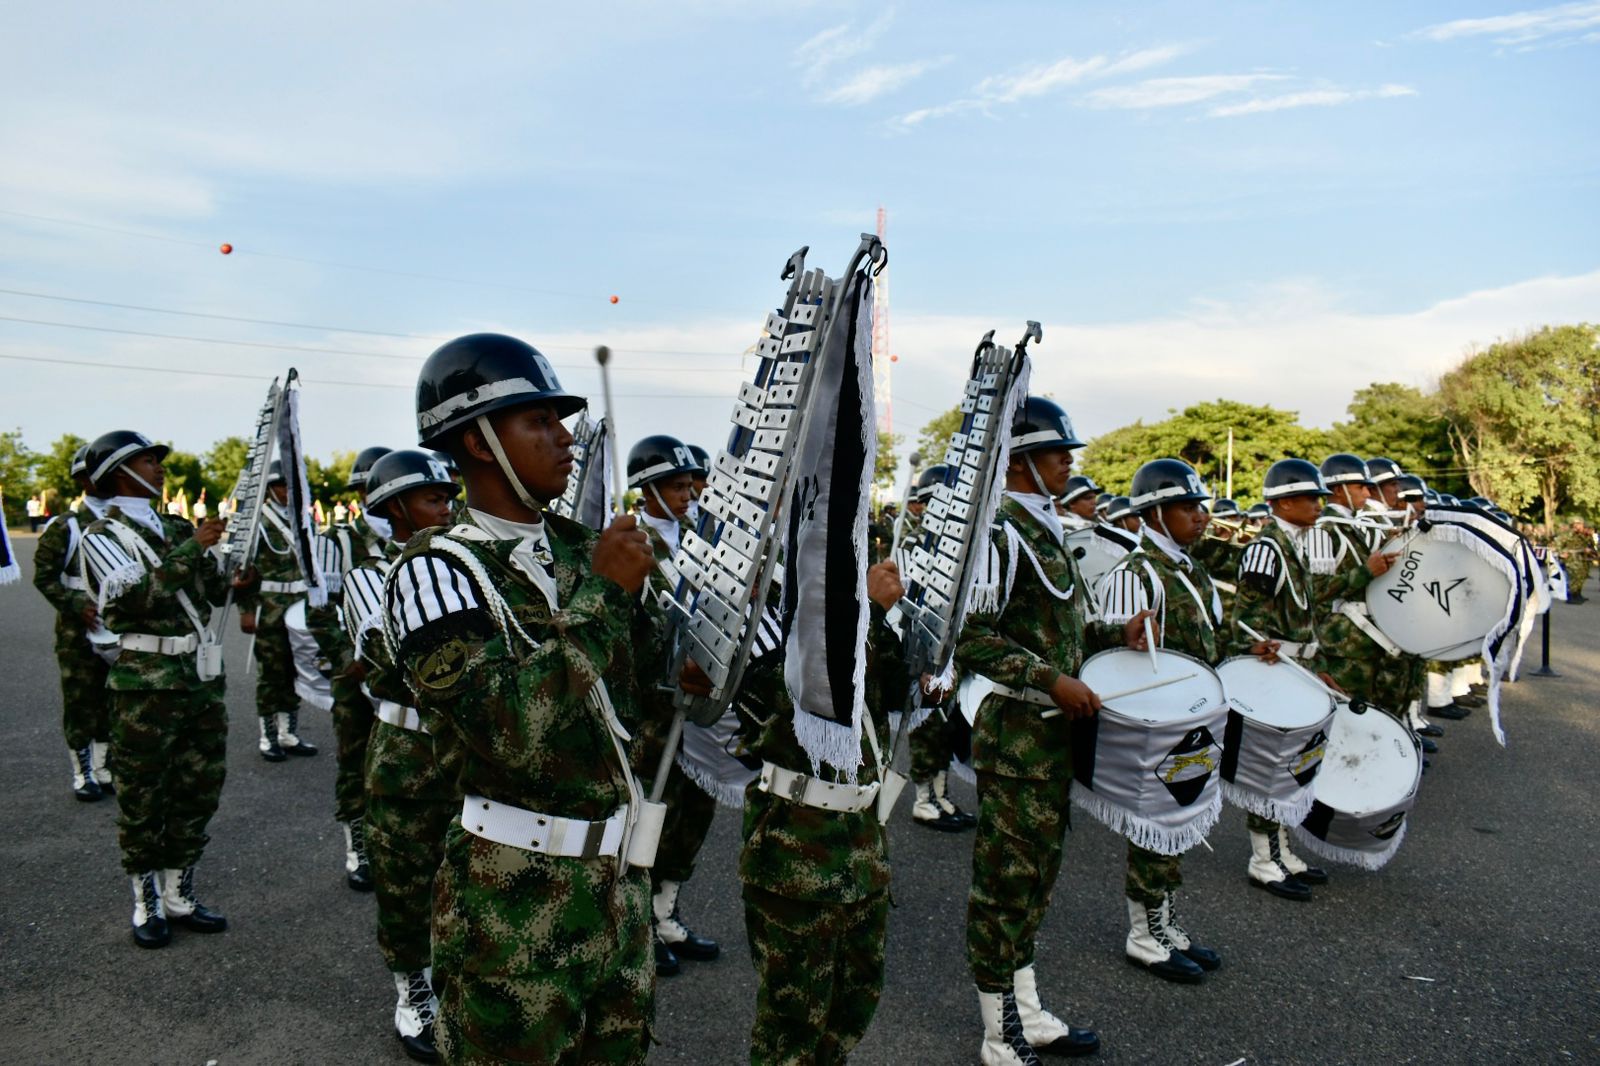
left=98, top=562, right=146, bottom=602
left=673, top=750, right=751, bottom=809
left=792, top=710, right=865, bottom=781
left=1220, top=780, right=1317, bottom=827
left=0, top=563, right=18, bottom=585
left=1070, top=785, right=1221, bottom=857
left=293, top=679, right=335, bottom=711
left=1290, top=820, right=1407, bottom=871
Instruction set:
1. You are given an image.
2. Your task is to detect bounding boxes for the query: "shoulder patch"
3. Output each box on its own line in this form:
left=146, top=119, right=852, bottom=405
left=1238, top=540, right=1283, bottom=594
left=415, top=638, right=471, bottom=691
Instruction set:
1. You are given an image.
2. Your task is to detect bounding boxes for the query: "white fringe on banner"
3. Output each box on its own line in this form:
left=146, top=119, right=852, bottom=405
left=675, top=750, right=751, bottom=810
left=1071, top=785, right=1221, bottom=857
left=1291, top=820, right=1408, bottom=872
left=294, top=679, right=335, bottom=712
left=1220, top=780, right=1316, bottom=827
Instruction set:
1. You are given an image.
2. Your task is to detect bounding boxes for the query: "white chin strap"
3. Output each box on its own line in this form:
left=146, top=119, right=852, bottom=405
left=1024, top=454, right=1050, bottom=497
left=1151, top=508, right=1172, bottom=540
left=117, top=463, right=163, bottom=499
left=646, top=482, right=671, bottom=520
left=475, top=414, right=544, bottom=515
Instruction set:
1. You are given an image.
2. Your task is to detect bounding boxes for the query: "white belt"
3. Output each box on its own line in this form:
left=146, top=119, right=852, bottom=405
left=375, top=700, right=428, bottom=734
left=1336, top=602, right=1403, bottom=658
left=119, top=633, right=199, bottom=655
left=987, top=679, right=1056, bottom=708
left=60, top=575, right=87, bottom=591
left=260, top=580, right=308, bottom=594
left=460, top=795, right=626, bottom=859
left=1275, top=640, right=1319, bottom=660
left=757, top=762, right=880, bottom=813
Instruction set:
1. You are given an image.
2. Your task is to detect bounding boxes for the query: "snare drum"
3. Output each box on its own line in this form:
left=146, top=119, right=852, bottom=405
left=1069, top=648, right=1228, bottom=855
left=1294, top=703, right=1421, bottom=870
left=1214, top=656, right=1336, bottom=826
left=1066, top=527, right=1129, bottom=592
left=1365, top=523, right=1514, bottom=661
left=284, top=598, right=334, bottom=711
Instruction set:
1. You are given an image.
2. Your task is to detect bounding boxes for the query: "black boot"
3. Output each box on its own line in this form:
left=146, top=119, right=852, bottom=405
left=259, top=717, right=286, bottom=762
left=129, top=872, right=171, bottom=949
left=654, top=935, right=680, bottom=977
left=71, top=746, right=104, bottom=802
left=280, top=711, right=318, bottom=756
left=1164, top=893, right=1221, bottom=972
left=1430, top=702, right=1471, bottom=720
left=162, top=866, right=228, bottom=933
left=652, top=880, right=719, bottom=962
left=344, top=820, right=374, bottom=892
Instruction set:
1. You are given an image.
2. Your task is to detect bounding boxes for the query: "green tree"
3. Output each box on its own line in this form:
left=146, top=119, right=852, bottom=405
left=1082, top=400, right=1332, bottom=504
left=33, top=433, right=89, bottom=513
left=914, top=405, right=964, bottom=471
left=1438, top=324, right=1600, bottom=529
left=308, top=450, right=358, bottom=506
left=873, top=429, right=903, bottom=500
left=1325, top=384, right=1468, bottom=496
left=0, top=429, right=37, bottom=526
left=203, top=437, right=252, bottom=500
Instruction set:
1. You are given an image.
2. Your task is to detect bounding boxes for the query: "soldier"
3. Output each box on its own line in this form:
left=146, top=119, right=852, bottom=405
left=899, top=464, right=976, bottom=832
left=1099, top=460, right=1252, bottom=983
left=382, top=333, right=660, bottom=1064
left=77, top=430, right=231, bottom=948
left=1059, top=475, right=1102, bottom=530
left=345, top=450, right=460, bottom=1063
left=1225, top=459, right=1350, bottom=902
left=1193, top=497, right=1246, bottom=623
left=236, top=460, right=319, bottom=763
left=1094, top=492, right=1114, bottom=522
left=625, top=434, right=721, bottom=976
left=309, top=445, right=392, bottom=890
left=32, top=444, right=116, bottom=801
left=955, top=397, right=1154, bottom=1065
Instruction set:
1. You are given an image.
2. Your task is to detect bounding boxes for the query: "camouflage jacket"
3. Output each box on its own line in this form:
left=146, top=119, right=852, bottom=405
left=953, top=496, right=1122, bottom=781
left=733, top=602, right=905, bottom=904
left=1312, top=505, right=1379, bottom=661
left=1225, top=518, right=1324, bottom=669
left=1099, top=532, right=1223, bottom=665
left=32, top=502, right=106, bottom=645
left=383, top=509, right=667, bottom=821
left=80, top=506, right=228, bottom=691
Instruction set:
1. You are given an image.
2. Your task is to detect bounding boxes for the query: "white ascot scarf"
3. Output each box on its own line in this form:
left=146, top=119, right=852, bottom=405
left=468, top=508, right=560, bottom=612
left=641, top=509, right=681, bottom=556
left=1006, top=491, right=1065, bottom=546
left=109, top=496, right=165, bottom=540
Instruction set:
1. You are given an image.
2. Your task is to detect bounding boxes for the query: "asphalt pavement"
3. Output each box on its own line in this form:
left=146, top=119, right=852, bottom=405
left=2, top=533, right=1597, bottom=1065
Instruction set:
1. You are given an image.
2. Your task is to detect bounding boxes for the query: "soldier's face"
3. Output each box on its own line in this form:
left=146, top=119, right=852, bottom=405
left=269, top=483, right=288, bottom=505
left=646, top=474, right=695, bottom=519
left=1273, top=494, right=1323, bottom=527
left=1378, top=482, right=1401, bottom=509
left=392, top=486, right=456, bottom=536
left=1066, top=495, right=1097, bottom=519
left=1022, top=446, right=1075, bottom=496
left=486, top=402, right=576, bottom=503
left=1336, top=484, right=1371, bottom=510
left=116, top=452, right=165, bottom=497
left=1159, top=501, right=1209, bottom=546
left=907, top=498, right=926, bottom=517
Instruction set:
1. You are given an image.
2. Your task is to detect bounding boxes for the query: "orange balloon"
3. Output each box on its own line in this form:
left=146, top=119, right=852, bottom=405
left=219, top=243, right=233, bottom=254
left=890, top=354, right=899, bottom=362
left=609, top=294, right=619, bottom=304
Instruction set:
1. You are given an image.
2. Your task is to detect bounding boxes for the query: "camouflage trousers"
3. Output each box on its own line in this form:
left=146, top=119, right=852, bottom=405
left=432, top=825, right=653, bottom=1066
left=743, top=884, right=890, bottom=1066
left=967, top=771, right=1072, bottom=992
left=110, top=684, right=227, bottom=874
left=1323, top=651, right=1423, bottom=725
left=252, top=619, right=299, bottom=719
left=367, top=793, right=453, bottom=973
left=652, top=758, right=718, bottom=888
left=1126, top=844, right=1183, bottom=907
left=909, top=708, right=970, bottom=783
left=330, top=680, right=373, bottom=822
left=54, top=627, right=111, bottom=750
left=1246, top=813, right=1279, bottom=835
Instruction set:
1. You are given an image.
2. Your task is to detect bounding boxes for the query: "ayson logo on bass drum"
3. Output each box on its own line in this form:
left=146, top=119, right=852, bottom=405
left=1386, top=548, right=1469, bottom=617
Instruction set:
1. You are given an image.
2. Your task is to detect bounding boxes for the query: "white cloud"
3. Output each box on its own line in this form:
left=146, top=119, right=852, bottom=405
left=821, top=58, right=949, bottom=105
left=794, top=9, right=897, bottom=86
left=1208, top=83, right=1418, bottom=118
left=1086, top=74, right=1288, bottom=110
left=1412, top=1, right=1600, bottom=44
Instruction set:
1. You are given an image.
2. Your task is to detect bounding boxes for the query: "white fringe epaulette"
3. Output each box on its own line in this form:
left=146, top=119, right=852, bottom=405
left=1291, top=820, right=1407, bottom=872
left=80, top=528, right=146, bottom=604
left=1071, top=784, right=1222, bottom=858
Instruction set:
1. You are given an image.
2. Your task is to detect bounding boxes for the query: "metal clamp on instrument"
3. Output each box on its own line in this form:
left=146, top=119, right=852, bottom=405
left=988, top=680, right=1056, bottom=708
left=119, top=632, right=200, bottom=655
left=375, top=700, right=429, bottom=734
left=460, top=795, right=627, bottom=859
left=758, top=762, right=880, bottom=813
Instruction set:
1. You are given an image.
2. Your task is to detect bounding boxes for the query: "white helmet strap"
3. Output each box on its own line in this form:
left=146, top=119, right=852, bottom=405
left=475, top=414, right=544, bottom=516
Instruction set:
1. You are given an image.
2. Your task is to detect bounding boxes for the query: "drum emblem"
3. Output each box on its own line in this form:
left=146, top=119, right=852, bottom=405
left=1426, top=577, right=1466, bottom=616
left=1155, top=726, right=1219, bottom=807
left=1290, top=729, right=1327, bottom=785
left=1372, top=812, right=1406, bottom=840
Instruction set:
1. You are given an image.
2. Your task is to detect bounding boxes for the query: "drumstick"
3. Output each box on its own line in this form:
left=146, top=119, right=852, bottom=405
left=1237, top=622, right=1343, bottom=702
left=1142, top=615, right=1159, bottom=674
left=1040, top=672, right=1199, bottom=718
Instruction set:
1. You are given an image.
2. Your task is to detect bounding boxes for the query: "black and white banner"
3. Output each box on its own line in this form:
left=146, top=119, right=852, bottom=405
left=0, top=505, right=17, bottom=585
left=274, top=375, right=329, bottom=608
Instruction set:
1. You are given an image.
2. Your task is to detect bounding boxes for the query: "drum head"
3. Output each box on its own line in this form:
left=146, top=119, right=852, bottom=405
left=1216, top=656, right=1334, bottom=729
left=1079, top=648, right=1226, bottom=725
left=1314, top=705, right=1420, bottom=816
left=1366, top=531, right=1512, bottom=659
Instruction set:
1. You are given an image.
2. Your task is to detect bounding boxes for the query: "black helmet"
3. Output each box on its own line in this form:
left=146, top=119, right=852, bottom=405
left=627, top=434, right=700, bottom=489
left=1367, top=457, right=1402, bottom=484
left=85, top=430, right=169, bottom=488
left=267, top=459, right=285, bottom=485
left=1489, top=508, right=1512, bottom=525
left=1105, top=496, right=1135, bottom=522
left=1466, top=495, right=1493, bottom=509
left=1130, top=459, right=1210, bottom=512
left=1320, top=453, right=1373, bottom=488
left=1008, top=396, right=1083, bottom=454
left=1422, top=488, right=1441, bottom=506
left=428, top=449, right=458, bottom=475
left=1095, top=492, right=1114, bottom=514
left=1211, top=497, right=1242, bottom=518
left=1439, top=493, right=1460, bottom=506
left=364, top=449, right=461, bottom=511
left=1246, top=502, right=1270, bottom=518
left=347, top=446, right=394, bottom=490
left=687, top=444, right=711, bottom=474
left=1262, top=458, right=1331, bottom=500
left=1060, top=475, right=1101, bottom=506
left=1394, top=474, right=1427, bottom=502
left=415, top=333, right=585, bottom=446
left=70, top=444, right=91, bottom=479
left=913, top=464, right=952, bottom=501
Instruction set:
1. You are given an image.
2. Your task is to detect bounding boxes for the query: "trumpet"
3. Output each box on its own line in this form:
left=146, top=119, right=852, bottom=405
left=1205, top=515, right=1255, bottom=543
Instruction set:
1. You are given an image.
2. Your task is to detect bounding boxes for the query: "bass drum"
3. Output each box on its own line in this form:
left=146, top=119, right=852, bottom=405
left=1294, top=703, right=1421, bottom=870
left=1070, top=648, right=1228, bottom=855
left=1365, top=524, right=1512, bottom=661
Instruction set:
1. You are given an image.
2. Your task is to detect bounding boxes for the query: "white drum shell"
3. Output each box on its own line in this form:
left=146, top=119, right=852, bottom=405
left=1365, top=530, right=1512, bottom=660
left=1066, top=529, right=1126, bottom=591
left=1298, top=704, right=1421, bottom=862
left=1215, top=656, right=1335, bottom=824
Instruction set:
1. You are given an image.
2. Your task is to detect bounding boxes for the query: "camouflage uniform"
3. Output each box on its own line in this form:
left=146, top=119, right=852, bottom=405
left=384, top=510, right=664, bottom=1065
left=1191, top=534, right=1244, bottom=626
left=236, top=506, right=310, bottom=740
left=953, top=497, right=1122, bottom=992
left=81, top=507, right=230, bottom=874
left=1225, top=518, right=1326, bottom=839
left=1554, top=525, right=1594, bottom=597
left=734, top=602, right=905, bottom=1066
left=1100, top=531, right=1224, bottom=905
left=32, top=503, right=114, bottom=769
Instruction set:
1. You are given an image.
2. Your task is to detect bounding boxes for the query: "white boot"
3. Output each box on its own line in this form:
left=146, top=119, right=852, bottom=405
left=911, top=781, right=941, bottom=822
left=1406, top=699, right=1428, bottom=730
left=1450, top=666, right=1471, bottom=699
left=276, top=711, right=318, bottom=755
left=129, top=872, right=170, bottom=947
left=1426, top=670, right=1451, bottom=710
left=1162, top=893, right=1220, bottom=971
left=1248, top=829, right=1311, bottom=899
left=341, top=820, right=373, bottom=891
left=1013, top=963, right=1099, bottom=1049
left=393, top=968, right=440, bottom=1059
left=652, top=879, right=718, bottom=959
left=1275, top=824, right=1327, bottom=883
left=159, top=865, right=227, bottom=931
left=90, top=740, right=115, bottom=789
left=1124, top=898, right=1203, bottom=982
left=977, top=987, right=1042, bottom=1066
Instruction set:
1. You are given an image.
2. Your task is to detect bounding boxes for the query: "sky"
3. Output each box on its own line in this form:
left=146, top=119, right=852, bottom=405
left=2, top=2, right=1597, bottom=484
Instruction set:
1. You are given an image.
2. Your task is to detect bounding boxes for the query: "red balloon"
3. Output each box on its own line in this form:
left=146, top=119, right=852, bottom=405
left=890, top=354, right=899, bottom=362
left=219, top=243, right=233, bottom=255
left=609, top=294, right=620, bottom=304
